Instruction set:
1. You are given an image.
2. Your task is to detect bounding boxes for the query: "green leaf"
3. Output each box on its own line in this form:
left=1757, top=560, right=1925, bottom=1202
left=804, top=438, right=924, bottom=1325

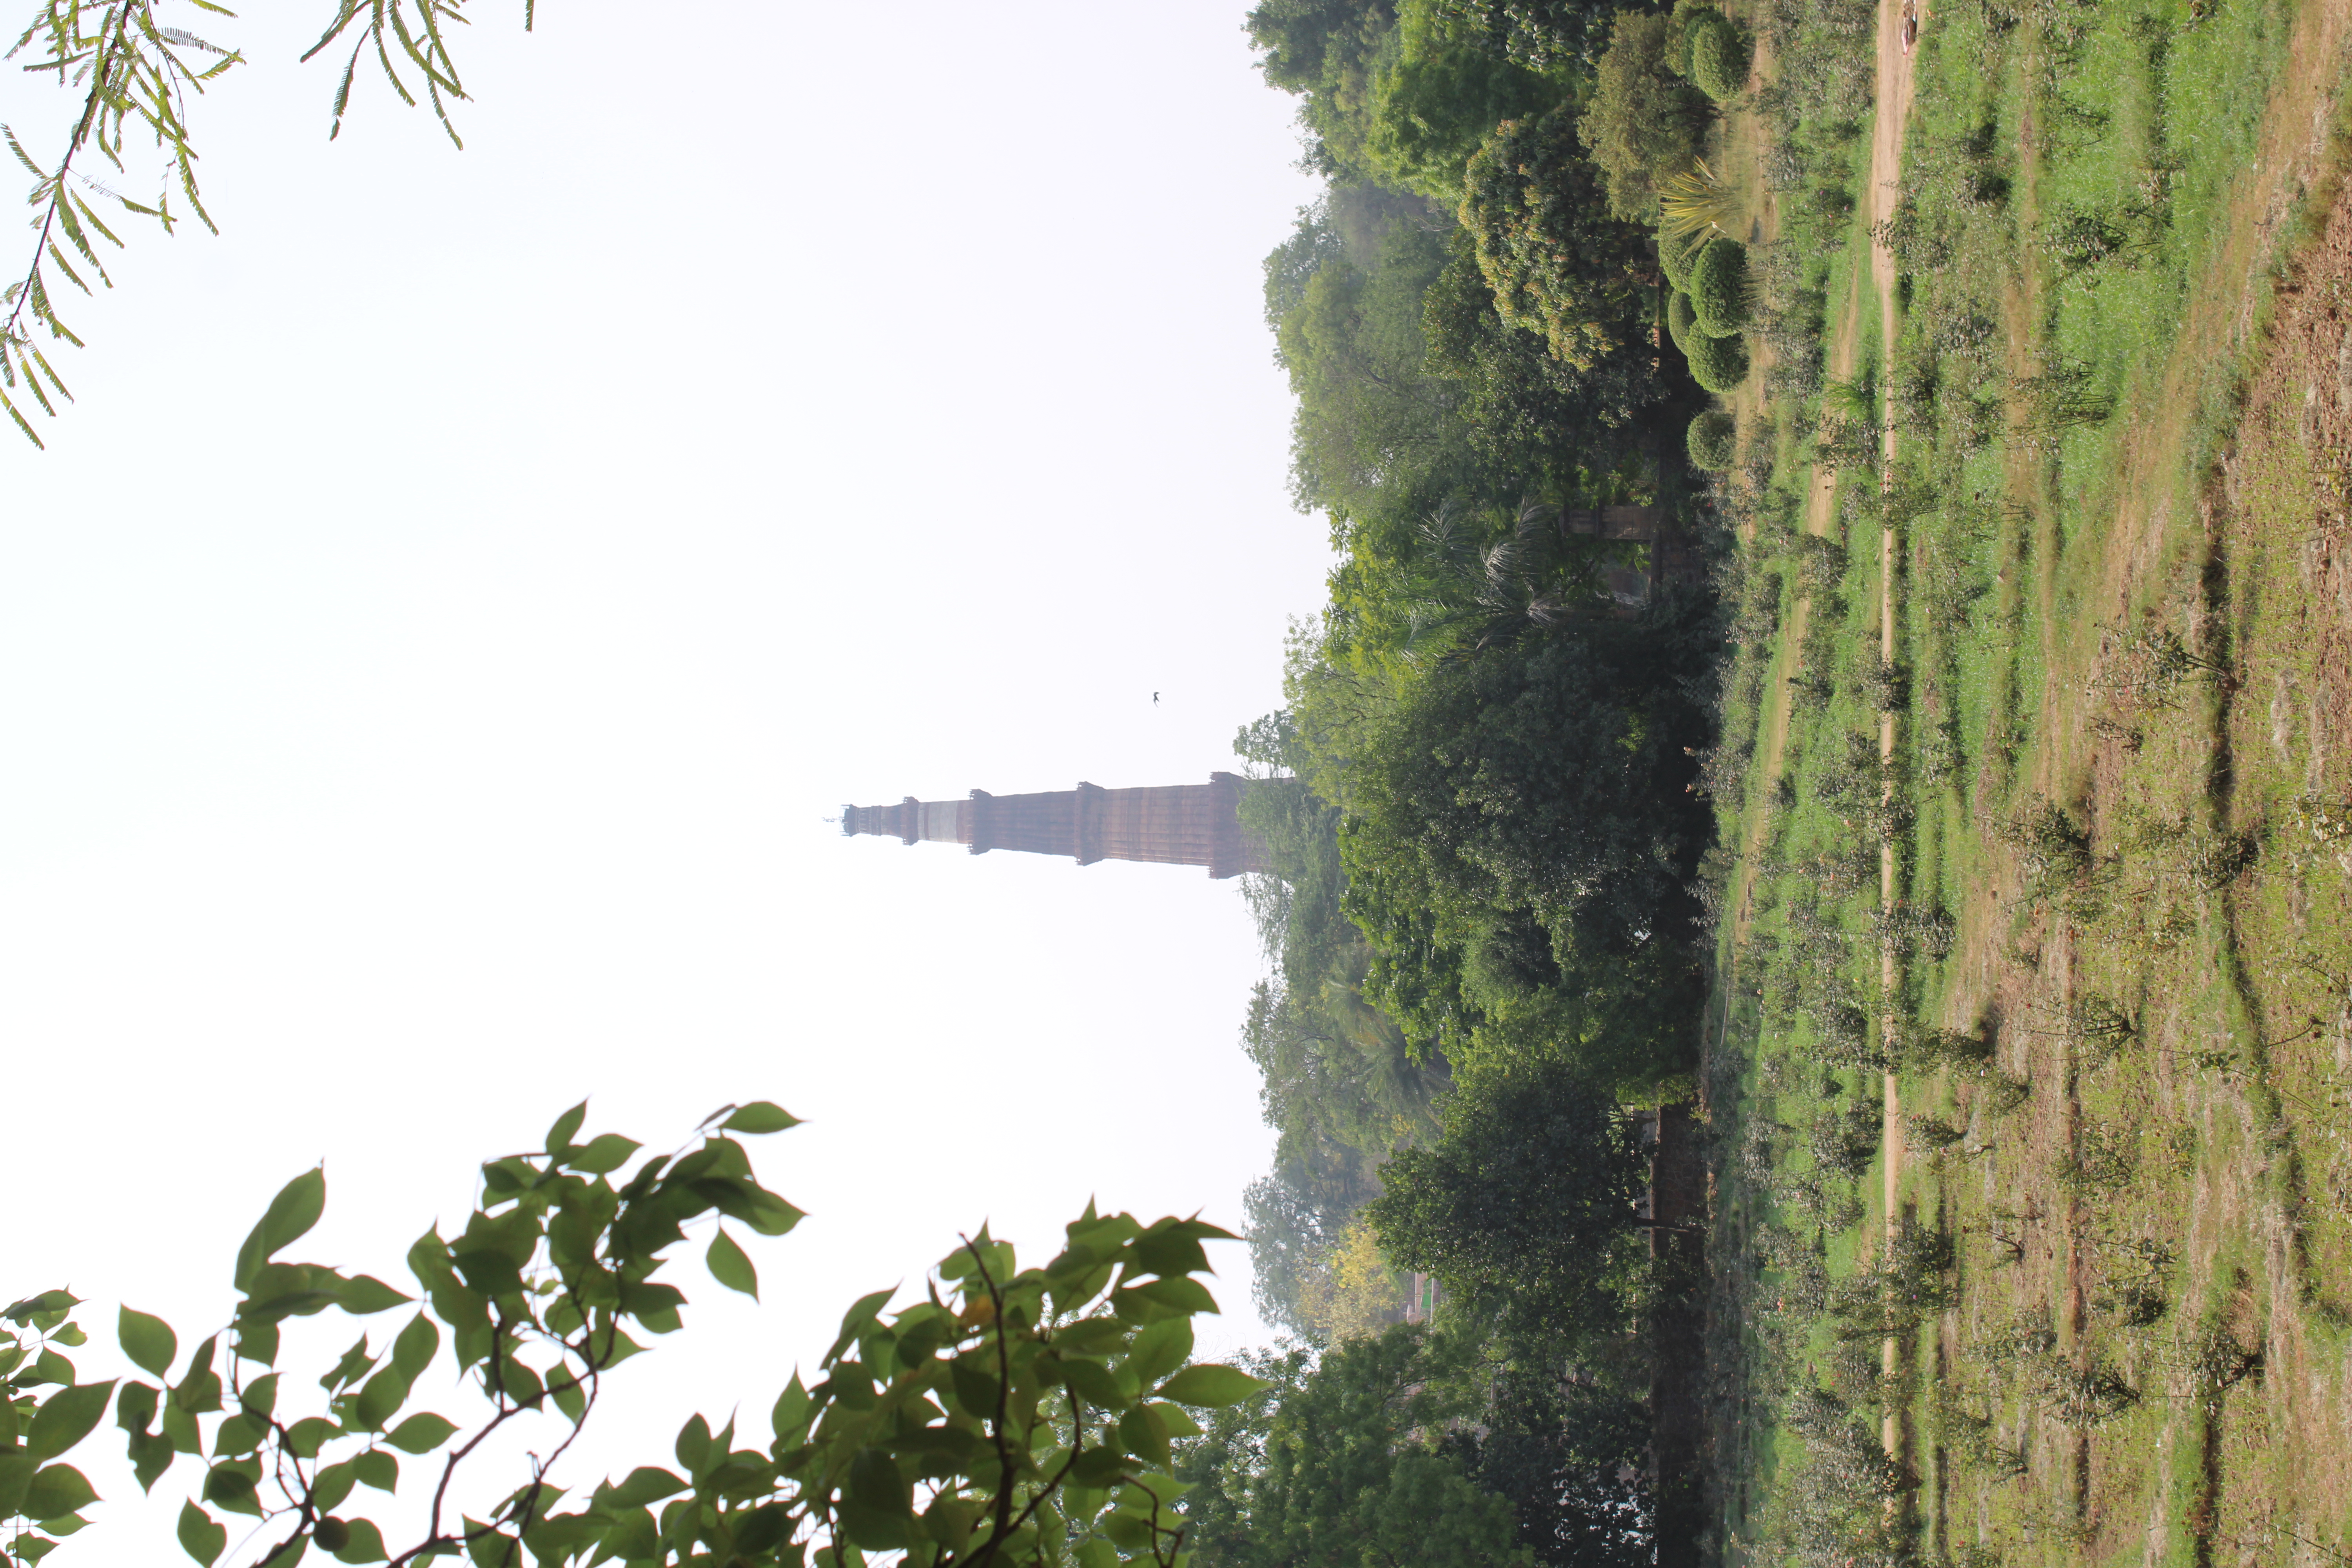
left=385, top=1413, right=457, bottom=1454
left=1120, top=1404, right=1170, bottom=1468
left=604, top=1466, right=687, bottom=1509
left=1154, top=1365, right=1271, bottom=1408
left=769, top=1372, right=812, bottom=1451
left=127, top=1429, right=176, bottom=1494
left=25, top=1381, right=114, bottom=1460
left=353, top=1448, right=398, bottom=1493
left=212, top=1414, right=266, bottom=1457
left=391, top=1314, right=439, bottom=1381
left=1071, top=1447, right=1131, bottom=1488
left=202, top=1460, right=259, bottom=1511
left=948, top=1360, right=1001, bottom=1420
left=312, top=1461, right=357, bottom=1514
left=1147, top=1401, right=1202, bottom=1438
left=0, top=1452, right=35, bottom=1515
left=1059, top=1358, right=1129, bottom=1410
left=320, top=1336, right=374, bottom=1394
left=234, top=1317, right=280, bottom=1367
left=564, top=1134, right=640, bottom=1175
left=24, top=1464, right=97, bottom=1517
left=160, top=1403, right=200, bottom=1456
left=332, top=1517, right=388, bottom=1564
left=285, top=1417, right=340, bottom=1459
left=115, top=1381, right=159, bottom=1436
left=718, top=1102, right=799, bottom=1135
left=2, top=1291, right=76, bottom=1325
left=545, top=1101, right=588, bottom=1154
left=1125, top=1277, right=1218, bottom=1317
left=178, top=1501, right=227, bottom=1566
left=844, top=1448, right=912, bottom=1535
left=707, top=1228, right=758, bottom=1301
left=732, top=1504, right=790, bottom=1555
left=601, top=1508, right=659, bottom=1562
left=334, top=1276, right=413, bottom=1316
left=235, top=1169, right=327, bottom=1291
left=824, top=1289, right=895, bottom=1367
left=352, top=1365, right=410, bottom=1432
left=674, top=1414, right=712, bottom=1477
left=1124, top=1317, right=1194, bottom=1388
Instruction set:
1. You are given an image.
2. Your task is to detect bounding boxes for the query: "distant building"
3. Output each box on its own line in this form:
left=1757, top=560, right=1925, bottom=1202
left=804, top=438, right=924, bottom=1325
left=840, top=773, right=1272, bottom=880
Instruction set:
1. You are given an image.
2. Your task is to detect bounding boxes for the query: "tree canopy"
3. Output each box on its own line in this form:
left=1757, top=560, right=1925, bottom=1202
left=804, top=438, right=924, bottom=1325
left=4, top=1104, right=1272, bottom=1568
left=1367, top=1060, right=1652, bottom=1341
left=1577, top=11, right=1714, bottom=222
left=1176, top=1323, right=1655, bottom=1568
left=1459, top=109, right=1658, bottom=372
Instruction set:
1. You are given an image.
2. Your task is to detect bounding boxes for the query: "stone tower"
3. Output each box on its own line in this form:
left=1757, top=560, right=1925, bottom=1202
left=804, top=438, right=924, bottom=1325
left=841, top=773, right=1271, bottom=879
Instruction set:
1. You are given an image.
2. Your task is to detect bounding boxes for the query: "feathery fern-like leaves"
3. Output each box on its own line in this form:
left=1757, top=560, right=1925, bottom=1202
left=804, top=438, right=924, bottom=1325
left=7, top=0, right=529, bottom=443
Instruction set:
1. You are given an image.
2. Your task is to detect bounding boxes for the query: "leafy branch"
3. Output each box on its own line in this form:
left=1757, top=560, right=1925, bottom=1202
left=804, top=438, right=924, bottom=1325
left=5, top=0, right=529, bottom=447
left=7, top=1098, right=1265, bottom=1568
left=2, top=0, right=241, bottom=445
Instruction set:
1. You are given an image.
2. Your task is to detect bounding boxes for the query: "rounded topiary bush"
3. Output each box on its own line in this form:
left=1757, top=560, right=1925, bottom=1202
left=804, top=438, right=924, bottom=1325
left=1684, top=328, right=1749, bottom=393
left=1666, top=289, right=1698, bottom=354
left=1659, top=230, right=1696, bottom=291
left=1688, top=10, right=1752, bottom=101
left=1688, top=236, right=1750, bottom=337
left=1687, top=408, right=1737, bottom=470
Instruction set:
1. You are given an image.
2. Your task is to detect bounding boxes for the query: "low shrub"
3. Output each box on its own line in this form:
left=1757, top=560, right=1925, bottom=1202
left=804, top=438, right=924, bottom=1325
left=1687, top=408, right=1737, bottom=469
left=1689, top=9, right=1752, bottom=99
left=1684, top=326, right=1749, bottom=392
left=1689, top=236, right=1751, bottom=336
left=1659, top=229, right=1697, bottom=290
left=1666, top=287, right=1698, bottom=353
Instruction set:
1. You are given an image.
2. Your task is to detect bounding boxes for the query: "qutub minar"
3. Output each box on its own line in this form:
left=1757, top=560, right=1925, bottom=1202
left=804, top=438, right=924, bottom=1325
left=841, top=774, right=1273, bottom=879
left=840, top=508, right=1703, bottom=879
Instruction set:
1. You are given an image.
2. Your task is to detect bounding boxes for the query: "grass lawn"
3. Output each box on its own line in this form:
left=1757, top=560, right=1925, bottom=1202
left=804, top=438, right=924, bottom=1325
left=1699, top=0, right=2352, bottom=1555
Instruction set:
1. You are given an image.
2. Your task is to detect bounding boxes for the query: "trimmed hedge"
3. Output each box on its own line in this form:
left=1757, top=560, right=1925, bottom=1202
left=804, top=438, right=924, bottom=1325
left=1688, top=236, right=1749, bottom=337
left=1689, top=10, right=1751, bottom=101
left=1666, top=289, right=1698, bottom=354
left=1687, top=408, right=1737, bottom=470
left=1659, top=230, right=1696, bottom=291
left=1684, top=328, right=1749, bottom=393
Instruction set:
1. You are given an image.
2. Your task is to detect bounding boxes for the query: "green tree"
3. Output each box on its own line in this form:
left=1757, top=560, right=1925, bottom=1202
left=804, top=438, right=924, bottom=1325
left=1268, top=200, right=1480, bottom=522
left=1432, top=0, right=1621, bottom=69
left=1360, top=17, right=1565, bottom=199
left=1457, top=108, right=1655, bottom=372
left=1231, top=720, right=1447, bottom=1337
left=1177, top=1325, right=1528, bottom=1568
left=1576, top=12, right=1712, bottom=223
left=1684, top=8, right=1751, bottom=99
left=6, top=1103, right=1266, bottom=1568
left=1366, top=1062, right=1652, bottom=1343
left=1328, top=611, right=1716, bottom=961
left=1685, top=236, right=1750, bottom=336
left=1421, top=229, right=1665, bottom=469
left=1445, top=1368, right=1653, bottom=1568
left=1243, top=1158, right=1377, bottom=1339
left=1178, top=1326, right=1654, bottom=1568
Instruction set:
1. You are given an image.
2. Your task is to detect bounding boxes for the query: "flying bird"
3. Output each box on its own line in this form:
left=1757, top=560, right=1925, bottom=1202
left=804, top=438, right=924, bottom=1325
left=1152, top=692, right=1160, bottom=705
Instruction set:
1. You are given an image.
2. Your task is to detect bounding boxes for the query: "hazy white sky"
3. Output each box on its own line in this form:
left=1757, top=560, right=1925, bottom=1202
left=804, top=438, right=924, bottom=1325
left=3, top=2, right=1328, bottom=1553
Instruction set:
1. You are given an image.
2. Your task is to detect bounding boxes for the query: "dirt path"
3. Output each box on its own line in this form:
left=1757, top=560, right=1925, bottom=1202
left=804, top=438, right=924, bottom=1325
left=1865, top=0, right=1920, bottom=1460
left=1721, top=0, right=1918, bottom=1048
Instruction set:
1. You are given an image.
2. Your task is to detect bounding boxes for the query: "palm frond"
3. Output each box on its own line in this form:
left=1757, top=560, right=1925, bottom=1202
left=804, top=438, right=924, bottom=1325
left=1660, top=159, right=1738, bottom=259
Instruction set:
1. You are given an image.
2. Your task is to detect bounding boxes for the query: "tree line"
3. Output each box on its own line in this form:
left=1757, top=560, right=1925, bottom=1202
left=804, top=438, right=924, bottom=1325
left=1199, top=0, right=1750, bottom=1561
